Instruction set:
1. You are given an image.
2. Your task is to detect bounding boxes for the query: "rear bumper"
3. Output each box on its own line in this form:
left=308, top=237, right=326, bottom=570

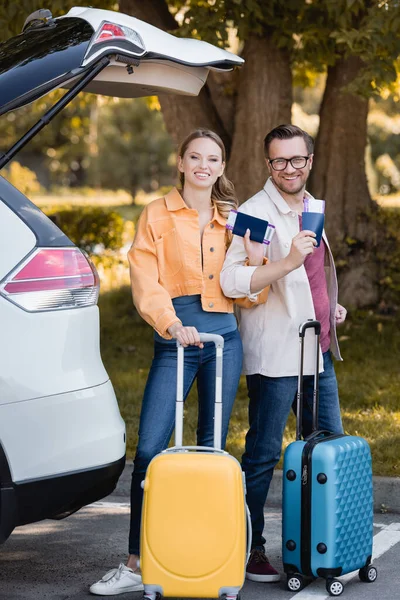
left=0, top=380, right=126, bottom=482
left=0, top=378, right=126, bottom=543
left=0, top=455, right=125, bottom=543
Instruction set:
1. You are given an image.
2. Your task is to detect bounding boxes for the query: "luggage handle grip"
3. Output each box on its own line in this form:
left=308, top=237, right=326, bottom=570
left=246, top=504, right=252, bottom=563
left=175, top=333, right=224, bottom=449
left=299, top=319, right=321, bottom=337
left=176, top=333, right=225, bottom=348
left=163, top=446, right=227, bottom=455
left=304, top=429, right=333, bottom=442
left=296, top=319, right=320, bottom=441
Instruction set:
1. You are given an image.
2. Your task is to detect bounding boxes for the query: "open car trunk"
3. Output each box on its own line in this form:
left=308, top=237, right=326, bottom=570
left=0, top=6, right=243, bottom=116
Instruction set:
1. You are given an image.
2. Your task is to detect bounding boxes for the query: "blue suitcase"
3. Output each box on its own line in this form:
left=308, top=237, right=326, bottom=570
left=282, top=320, right=377, bottom=597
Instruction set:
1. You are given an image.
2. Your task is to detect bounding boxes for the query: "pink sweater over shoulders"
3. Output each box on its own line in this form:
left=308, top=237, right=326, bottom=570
left=300, top=216, right=331, bottom=353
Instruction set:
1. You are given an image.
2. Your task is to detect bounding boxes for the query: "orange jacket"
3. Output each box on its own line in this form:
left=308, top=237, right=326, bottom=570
left=128, top=188, right=268, bottom=339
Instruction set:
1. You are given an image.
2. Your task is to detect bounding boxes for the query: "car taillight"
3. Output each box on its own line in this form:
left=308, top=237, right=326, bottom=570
left=0, top=248, right=100, bottom=312
left=92, top=21, right=145, bottom=53
left=95, top=23, right=125, bottom=42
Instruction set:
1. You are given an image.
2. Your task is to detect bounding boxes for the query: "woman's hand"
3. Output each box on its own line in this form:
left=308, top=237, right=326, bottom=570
left=168, top=323, right=204, bottom=348
left=244, top=229, right=265, bottom=266
left=335, top=303, right=347, bottom=325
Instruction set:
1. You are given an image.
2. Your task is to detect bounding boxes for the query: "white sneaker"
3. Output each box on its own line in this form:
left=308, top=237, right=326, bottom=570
left=90, top=563, right=144, bottom=595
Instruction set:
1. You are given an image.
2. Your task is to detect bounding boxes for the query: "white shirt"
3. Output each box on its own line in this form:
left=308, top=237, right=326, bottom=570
left=220, top=178, right=342, bottom=377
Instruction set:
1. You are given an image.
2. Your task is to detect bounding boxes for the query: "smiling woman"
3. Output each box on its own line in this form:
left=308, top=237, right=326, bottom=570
left=128, top=129, right=240, bottom=341
left=89, top=129, right=249, bottom=595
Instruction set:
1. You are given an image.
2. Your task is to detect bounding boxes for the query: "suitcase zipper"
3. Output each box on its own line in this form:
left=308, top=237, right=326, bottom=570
left=300, top=433, right=345, bottom=576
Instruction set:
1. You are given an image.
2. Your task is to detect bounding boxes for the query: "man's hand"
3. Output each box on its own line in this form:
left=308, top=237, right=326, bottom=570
left=285, top=230, right=317, bottom=271
left=244, top=229, right=265, bottom=266
left=167, top=323, right=204, bottom=348
left=335, top=303, right=347, bottom=325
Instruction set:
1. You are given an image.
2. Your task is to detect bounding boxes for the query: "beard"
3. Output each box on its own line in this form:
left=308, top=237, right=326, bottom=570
left=274, top=179, right=305, bottom=195
left=271, top=170, right=310, bottom=196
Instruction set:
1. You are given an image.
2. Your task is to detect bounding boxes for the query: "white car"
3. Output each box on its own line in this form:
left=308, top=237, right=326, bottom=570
left=0, top=6, right=243, bottom=543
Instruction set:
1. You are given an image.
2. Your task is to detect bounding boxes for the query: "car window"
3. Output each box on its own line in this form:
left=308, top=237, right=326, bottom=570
left=0, top=18, right=93, bottom=116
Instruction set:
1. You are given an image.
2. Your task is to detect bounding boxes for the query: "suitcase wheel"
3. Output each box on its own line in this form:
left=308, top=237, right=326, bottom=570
left=287, top=573, right=304, bottom=592
left=359, top=565, right=378, bottom=583
left=326, top=578, right=344, bottom=596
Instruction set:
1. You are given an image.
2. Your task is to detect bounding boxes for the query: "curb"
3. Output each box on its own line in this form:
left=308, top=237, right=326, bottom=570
left=114, top=464, right=400, bottom=514
left=265, top=470, right=400, bottom=514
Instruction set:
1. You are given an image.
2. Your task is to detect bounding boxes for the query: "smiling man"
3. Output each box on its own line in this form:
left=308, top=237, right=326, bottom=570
left=221, top=124, right=347, bottom=583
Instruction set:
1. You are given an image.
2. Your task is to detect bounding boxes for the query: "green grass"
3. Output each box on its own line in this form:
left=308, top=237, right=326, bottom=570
left=99, top=287, right=400, bottom=477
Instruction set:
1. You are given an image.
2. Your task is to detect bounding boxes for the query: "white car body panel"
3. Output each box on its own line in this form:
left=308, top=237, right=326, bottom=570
left=0, top=202, right=36, bottom=279
left=65, top=6, right=244, bottom=69
left=0, top=380, right=125, bottom=482
left=0, top=299, right=109, bottom=404
left=59, top=7, right=243, bottom=99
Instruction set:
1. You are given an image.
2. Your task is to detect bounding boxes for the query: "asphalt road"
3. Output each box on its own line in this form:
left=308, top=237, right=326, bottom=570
left=1, top=493, right=399, bottom=600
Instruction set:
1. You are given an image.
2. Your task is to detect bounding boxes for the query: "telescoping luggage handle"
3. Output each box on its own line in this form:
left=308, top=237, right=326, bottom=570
left=296, top=320, right=320, bottom=441
left=176, top=333, right=224, bottom=450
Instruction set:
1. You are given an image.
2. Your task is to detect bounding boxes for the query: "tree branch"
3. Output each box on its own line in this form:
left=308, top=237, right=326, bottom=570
left=119, top=0, right=178, bottom=31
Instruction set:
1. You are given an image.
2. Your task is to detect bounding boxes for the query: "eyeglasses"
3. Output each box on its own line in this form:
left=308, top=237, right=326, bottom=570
left=268, top=156, right=311, bottom=171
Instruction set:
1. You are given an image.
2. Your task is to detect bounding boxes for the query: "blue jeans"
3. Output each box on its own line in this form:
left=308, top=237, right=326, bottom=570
left=242, top=351, right=343, bottom=549
left=129, top=328, right=243, bottom=555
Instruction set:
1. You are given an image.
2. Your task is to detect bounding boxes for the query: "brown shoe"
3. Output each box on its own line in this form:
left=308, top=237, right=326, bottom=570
left=246, top=548, right=280, bottom=582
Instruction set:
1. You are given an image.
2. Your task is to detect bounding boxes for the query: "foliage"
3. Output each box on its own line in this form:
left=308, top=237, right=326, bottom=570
left=368, top=109, right=400, bottom=154
left=375, top=154, right=400, bottom=192
left=371, top=206, right=400, bottom=306
left=0, top=94, right=176, bottom=192
left=291, top=103, right=319, bottom=138
left=0, top=1, right=116, bottom=188
left=87, top=98, right=176, bottom=196
left=3, top=161, right=42, bottom=195
left=0, top=89, right=96, bottom=187
left=170, top=1, right=400, bottom=98
left=298, top=0, right=400, bottom=97
left=171, top=0, right=303, bottom=48
left=0, top=0, right=115, bottom=39
left=43, top=205, right=126, bottom=253
left=91, top=252, right=132, bottom=293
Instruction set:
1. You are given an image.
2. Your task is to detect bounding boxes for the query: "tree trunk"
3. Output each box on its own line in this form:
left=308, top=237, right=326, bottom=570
left=227, top=36, right=292, bottom=202
left=310, top=55, right=378, bottom=307
left=119, top=0, right=177, bottom=31
left=158, top=78, right=234, bottom=154
left=310, top=56, right=372, bottom=242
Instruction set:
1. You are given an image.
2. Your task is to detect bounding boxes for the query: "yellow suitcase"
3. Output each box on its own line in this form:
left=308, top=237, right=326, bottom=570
left=141, top=334, right=249, bottom=600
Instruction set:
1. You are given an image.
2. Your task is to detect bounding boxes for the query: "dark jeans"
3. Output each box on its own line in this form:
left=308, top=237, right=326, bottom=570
left=242, top=351, right=343, bottom=549
left=129, top=329, right=243, bottom=555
